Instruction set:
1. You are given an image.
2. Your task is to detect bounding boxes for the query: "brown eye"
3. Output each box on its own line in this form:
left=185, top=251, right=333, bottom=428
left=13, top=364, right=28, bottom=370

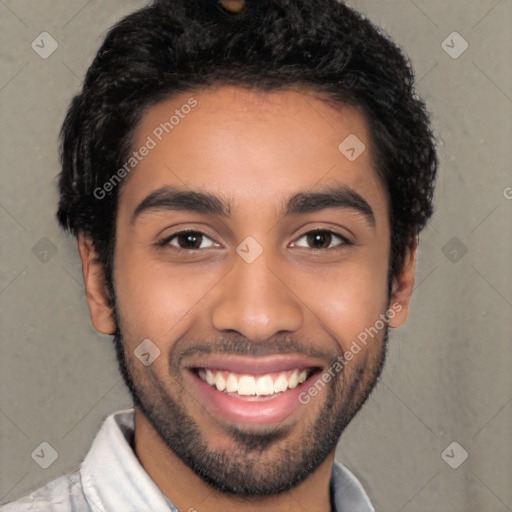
left=166, top=231, right=215, bottom=250
left=294, top=230, right=350, bottom=250
left=306, top=231, right=333, bottom=249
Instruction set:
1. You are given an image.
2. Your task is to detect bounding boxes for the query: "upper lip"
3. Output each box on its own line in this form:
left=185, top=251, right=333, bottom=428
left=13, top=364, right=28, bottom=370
left=184, top=354, right=324, bottom=375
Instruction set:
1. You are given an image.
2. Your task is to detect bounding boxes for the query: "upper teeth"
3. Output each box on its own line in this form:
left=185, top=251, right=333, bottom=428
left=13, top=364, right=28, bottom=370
left=198, top=368, right=309, bottom=396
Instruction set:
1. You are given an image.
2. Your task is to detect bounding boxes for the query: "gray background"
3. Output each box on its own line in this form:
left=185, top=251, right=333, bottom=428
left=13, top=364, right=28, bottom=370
left=1, top=1, right=511, bottom=510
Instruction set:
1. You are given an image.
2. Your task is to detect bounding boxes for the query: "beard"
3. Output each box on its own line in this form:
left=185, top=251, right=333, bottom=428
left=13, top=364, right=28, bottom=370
left=111, top=313, right=388, bottom=497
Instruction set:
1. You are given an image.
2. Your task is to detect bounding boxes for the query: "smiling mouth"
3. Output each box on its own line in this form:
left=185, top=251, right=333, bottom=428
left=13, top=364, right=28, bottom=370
left=194, top=367, right=317, bottom=400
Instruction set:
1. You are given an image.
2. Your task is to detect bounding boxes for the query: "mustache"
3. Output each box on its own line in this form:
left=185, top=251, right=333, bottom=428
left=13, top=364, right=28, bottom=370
left=172, top=334, right=342, bottom=370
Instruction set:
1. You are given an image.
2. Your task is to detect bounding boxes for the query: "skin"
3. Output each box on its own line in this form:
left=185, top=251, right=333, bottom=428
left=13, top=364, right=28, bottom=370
left=78, top=86, right=417, bottom=511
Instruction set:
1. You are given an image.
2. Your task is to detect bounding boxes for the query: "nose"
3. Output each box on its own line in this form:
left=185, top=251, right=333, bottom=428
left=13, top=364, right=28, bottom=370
left=210, top=251, right=304, bottom=342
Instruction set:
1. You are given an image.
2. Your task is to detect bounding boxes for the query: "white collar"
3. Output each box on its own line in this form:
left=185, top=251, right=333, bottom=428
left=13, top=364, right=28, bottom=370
left=80, top=408, right=374, bottom=512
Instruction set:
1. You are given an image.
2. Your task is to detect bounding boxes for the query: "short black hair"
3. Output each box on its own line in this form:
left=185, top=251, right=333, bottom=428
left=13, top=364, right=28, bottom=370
left=57, top=0, right=437, bottom=292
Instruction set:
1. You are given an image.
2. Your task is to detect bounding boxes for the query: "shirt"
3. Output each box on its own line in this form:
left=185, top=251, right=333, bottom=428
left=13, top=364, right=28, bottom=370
left=1, top=408, right=375, bottom=512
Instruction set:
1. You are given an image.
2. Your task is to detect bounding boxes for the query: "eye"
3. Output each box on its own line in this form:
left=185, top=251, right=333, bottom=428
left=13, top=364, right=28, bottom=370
left=292, top=229, right=350, bottom=250
left=162, top=231, right=217, bottom=250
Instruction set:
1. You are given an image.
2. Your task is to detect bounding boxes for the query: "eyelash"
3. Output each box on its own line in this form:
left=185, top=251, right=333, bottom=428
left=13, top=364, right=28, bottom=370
left=157, top=229, right=352, bottom=251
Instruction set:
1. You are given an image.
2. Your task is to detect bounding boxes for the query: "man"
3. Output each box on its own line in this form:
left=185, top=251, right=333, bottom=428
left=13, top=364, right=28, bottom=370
left=2, top=0, right=437, bottom=510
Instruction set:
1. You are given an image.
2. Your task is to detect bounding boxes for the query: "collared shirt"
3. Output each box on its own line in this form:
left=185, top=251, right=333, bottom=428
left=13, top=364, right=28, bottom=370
left=1, top=409, right=375, bottom=512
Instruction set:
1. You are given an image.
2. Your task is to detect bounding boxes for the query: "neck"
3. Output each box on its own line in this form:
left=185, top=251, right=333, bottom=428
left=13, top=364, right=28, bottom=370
left=133, top=407, right=335, bottom=512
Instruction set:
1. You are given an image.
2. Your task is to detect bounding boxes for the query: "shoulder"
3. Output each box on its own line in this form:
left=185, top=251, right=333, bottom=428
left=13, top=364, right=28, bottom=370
left=0, top=469, right=91, bottom=512
left=332, top=460, right=375, bottom=512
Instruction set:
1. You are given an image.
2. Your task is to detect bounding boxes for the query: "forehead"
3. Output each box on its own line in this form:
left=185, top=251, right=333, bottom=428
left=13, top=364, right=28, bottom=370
left=119, top=86, right=387, bottom=220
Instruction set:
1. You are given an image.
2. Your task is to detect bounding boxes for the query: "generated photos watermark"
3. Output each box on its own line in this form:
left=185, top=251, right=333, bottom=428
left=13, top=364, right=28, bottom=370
left=298, top=302, right=403, bottom=405
left=93, top=97, right=198, bottom=200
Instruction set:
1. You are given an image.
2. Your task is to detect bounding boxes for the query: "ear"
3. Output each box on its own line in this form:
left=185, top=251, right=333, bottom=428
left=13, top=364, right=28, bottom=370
left=388, top=237, right=418, bottom=328
left=77, top=234, right=117, bottom=335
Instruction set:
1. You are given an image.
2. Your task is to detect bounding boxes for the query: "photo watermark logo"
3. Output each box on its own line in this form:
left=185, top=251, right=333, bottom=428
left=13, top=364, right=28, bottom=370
left=298, top=302, right=402, bottom=404
left=93, top=97, right=198, bottom=200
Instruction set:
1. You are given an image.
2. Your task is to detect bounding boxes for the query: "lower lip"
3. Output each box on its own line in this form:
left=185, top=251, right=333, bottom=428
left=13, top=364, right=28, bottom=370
left=185, top=369, right=313, bottom=426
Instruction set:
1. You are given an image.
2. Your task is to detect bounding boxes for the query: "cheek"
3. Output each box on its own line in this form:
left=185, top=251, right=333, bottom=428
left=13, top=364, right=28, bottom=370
left=112, top=248, right=225, bottom=344
left=285, top=256, right=389, bottom=354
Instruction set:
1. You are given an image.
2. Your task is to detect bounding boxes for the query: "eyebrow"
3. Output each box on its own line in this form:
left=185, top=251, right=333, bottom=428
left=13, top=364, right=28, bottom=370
left=131, top=185, right=375, bottom=227
left=131, top=187, right=231, bottom=224
left=284, top=186, right=375, bottom=226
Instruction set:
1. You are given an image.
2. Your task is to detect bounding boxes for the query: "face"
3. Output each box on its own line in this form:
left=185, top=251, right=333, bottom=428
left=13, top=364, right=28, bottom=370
left=81, top=86, right=416, bottom=496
